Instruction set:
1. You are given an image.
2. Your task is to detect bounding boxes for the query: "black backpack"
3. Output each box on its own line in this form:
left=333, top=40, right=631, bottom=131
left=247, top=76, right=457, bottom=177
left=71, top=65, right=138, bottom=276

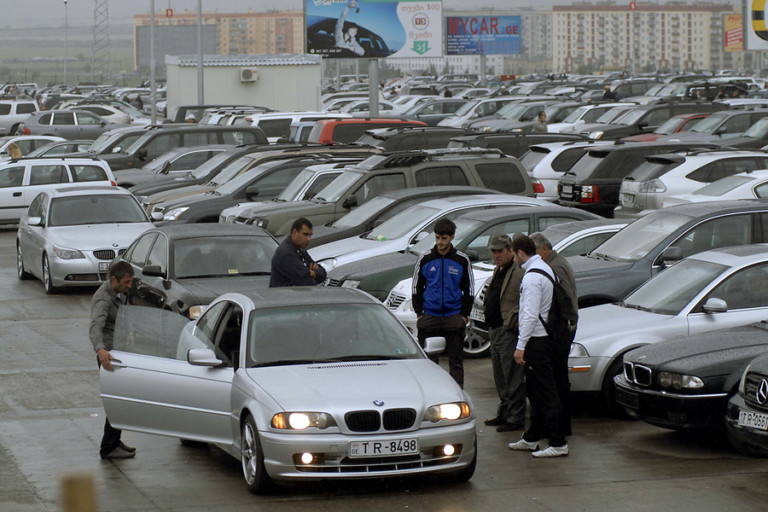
left=528, top=268, right=578, bottom=351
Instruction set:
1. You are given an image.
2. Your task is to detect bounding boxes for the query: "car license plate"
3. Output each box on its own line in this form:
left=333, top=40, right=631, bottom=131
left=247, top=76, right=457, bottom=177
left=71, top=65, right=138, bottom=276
left=615, top=387, right=639, bottom=409
left=469, top=307, right=485, bottom=323
left=98, top=262, right=110, bottom=271
left=561, top=185, right=572, bottom=196
left=349, top=438, right=419, bottom=458
left=738, top=410, right=768, bottom=431
left=620, top=193, right=635, bottom=206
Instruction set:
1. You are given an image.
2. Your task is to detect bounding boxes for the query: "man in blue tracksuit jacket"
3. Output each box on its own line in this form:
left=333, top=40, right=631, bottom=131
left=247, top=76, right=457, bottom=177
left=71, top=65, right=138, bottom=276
left=412, top=218, right=474, bottom=387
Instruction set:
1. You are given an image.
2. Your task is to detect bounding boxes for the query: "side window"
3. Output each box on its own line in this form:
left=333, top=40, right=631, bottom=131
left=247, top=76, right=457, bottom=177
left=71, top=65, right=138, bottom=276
left=190, top=301, right=228, bottom=354
left=213, top=304, right=244, bottom=366
left=643, top=109, right=670, bottom=126
left=352, top=173, right=407, bottom=205
left=686, top=162, right=720, bottom=183
left=0, top=165, right=25, bottom=188
left=754, top=183, right=768, bottom=198
left=551, top=148, right=587, bottom=173
left=258, top=119, right=292, bottom=138
left=114, top=134, right=141, bottom=153
left=38, top=113, right=52, bottom=125
left=29, top=165, right=69, bottom=185
left=670, top=214, right=752, bottom=258
left=222, top=130, right=258, bottom=145
left=723, top=115, right=750, bottom=133
left=252, top=165, right=304, bottom=198
left=126, top=233, right=157, bottom=268
left=303, top=172, right=341, bottom=200
left=707, top=264, right=768, bottom=310
left=415, top=166, right=470, bottom=187
left=27, top=193, right=45, bottom=218
left=559, top=232, right=615, bottom=258
left=76, top=112, right=101, bottom=125
left=170, top=151, right=210, bottom=171
left=16, top=103, right=36, bottom=114
left=614, top=84, right=630, bottom=97
left=145, top=235, right=168, bottom=273
left=145, top=134, right=180, bottom=158
left=538, top=216, right=582, bottom=231
left=15, top=140, right=35, bottom=154
left=182, top=132, right=216, bottom=147
left=464, top=218, right=531, bottom=262
left=70, top=165, right=108, bottom=182
left=475, top=162, right=527, bottom=194
left=444, top=102, right=464, bottom=114
left=52, top=112, right=75, bottom=125
left=0, top=104, right=11, bottom=115
left=630, top=82, right=647, bottom=95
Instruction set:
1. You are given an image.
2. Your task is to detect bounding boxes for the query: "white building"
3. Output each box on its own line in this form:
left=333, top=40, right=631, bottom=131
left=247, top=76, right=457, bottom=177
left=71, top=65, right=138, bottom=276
left=165, top=54, right=322, bottom=114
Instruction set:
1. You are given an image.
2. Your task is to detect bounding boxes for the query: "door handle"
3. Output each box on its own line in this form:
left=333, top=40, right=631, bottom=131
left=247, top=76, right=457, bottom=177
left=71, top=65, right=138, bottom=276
left=12, top=192, right=21, bottom=197
left=110, top=359, right=127, bottom=369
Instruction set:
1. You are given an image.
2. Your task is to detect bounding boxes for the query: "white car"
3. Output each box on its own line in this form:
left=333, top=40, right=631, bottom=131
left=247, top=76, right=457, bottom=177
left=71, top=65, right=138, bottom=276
left=547, top=103, right=627, bottom=133
left=437, top=97, right=521, bottom=128
left=568, top=244, right=768, bottom=402
left=664, top=169, right=768, bottom=206
left=100, top=288, right=477, bottom=494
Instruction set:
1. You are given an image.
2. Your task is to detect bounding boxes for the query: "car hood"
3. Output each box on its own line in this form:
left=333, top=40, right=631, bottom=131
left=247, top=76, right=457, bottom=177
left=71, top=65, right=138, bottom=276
left=240, top=200, right=320, bottom=219
left=48, top=223, right=154, bottom=249
left=176, top=275, right=270, bottom=304
left=329, top=251, right=420, bottom=281
left=246, top=359, right=464, bottom=411
left=658, top=132, right=740, bottom=143
left=147, top=184, right=214, bottom=205
left=574, top=303, right=670, bottom=342
left=156, top=190, right=221, bottom=210
left=569, top=254, right=634, bottom=276
left=310, top=234, right=394, bottom=262
left=623, top=322, right=768, bottom=376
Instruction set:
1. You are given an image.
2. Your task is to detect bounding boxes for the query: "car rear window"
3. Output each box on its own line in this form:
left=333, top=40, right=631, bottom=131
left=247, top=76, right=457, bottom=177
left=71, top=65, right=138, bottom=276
left=16, top=103, right=37, bottom=114
left=71, top=165, right=108, bottom=182
left=520, top=146, right=549, bottom=172
left=626, top=159, right=681, bottom=181
left=475, top=162, right=527, bottom=194
left=0, top=104, right=11, bottom=115
left=258, top=119, right=292, bottom=138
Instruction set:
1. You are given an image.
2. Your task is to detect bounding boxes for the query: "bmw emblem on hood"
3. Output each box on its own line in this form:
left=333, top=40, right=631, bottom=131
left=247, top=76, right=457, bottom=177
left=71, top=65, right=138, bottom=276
left=373, top=400, right=384, bottom=407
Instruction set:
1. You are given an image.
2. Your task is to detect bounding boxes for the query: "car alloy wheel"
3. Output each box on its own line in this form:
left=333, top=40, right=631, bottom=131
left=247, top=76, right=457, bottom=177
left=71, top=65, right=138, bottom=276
left=241, top=415, right=273, bottom=494
left=17, top=243, right=31, bottom=280
left=42, top=254, right=57, bottom=294
left=463, top=336, right=490, bottom=358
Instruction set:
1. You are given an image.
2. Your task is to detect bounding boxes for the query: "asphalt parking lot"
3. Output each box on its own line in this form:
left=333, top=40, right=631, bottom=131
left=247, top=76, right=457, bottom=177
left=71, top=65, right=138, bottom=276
left=2, top=228, right=768, bottom=512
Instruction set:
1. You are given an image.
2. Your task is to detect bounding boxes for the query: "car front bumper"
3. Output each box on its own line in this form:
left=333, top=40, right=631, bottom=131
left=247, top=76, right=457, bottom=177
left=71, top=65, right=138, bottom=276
left=259, top=421, right=477, bottom=481
left=725, top=394, right=768, bottom=454
left=50, top=253, right=113, bottom=287
left=568, top=355, right=610, bottom=392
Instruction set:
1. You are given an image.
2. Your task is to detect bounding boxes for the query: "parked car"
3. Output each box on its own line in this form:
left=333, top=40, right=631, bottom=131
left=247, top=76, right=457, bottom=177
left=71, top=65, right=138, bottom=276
left=23, top=139, right=92, bottom=158
left=657, top=109, right=768, bottom=144
left=307, top=118, right=427, bottom=144
left=16, top=186, right=154, bottom=293
left=398, top=98, right=469, bottom=126
left=437, top=97, right=523, bottom=128
left=448, top=132, right=586, bottom=159
left=99, top=287, right=476, bottom=493
left=354, top=126, right=468, bottom=151
left=466, top=100, right=560, bottom=132
left=112, top=145, right=232, bottom=189
left=0, top=99, right=39, bottom=136
left=664, top=170, right=768, bottom=206
left=115, top=224, right=277, bottom=319
left=616, top=320, right=768, bottom=433
left=614, top=149, right=768, bottom=218
left=65, top=104, right=131, bottom=125
left=0, top=135, right=65, bottom=157
left=725, top=351, right=768, bottom=455
left=570, top=244, right=768, bottom=406
left=0, top=157, right=117, bottom=224
left=547, top=103, right=628, bottom=133
left=17, top=110, right=121, bottom=140
left=620, top=112, right=712, bottom=142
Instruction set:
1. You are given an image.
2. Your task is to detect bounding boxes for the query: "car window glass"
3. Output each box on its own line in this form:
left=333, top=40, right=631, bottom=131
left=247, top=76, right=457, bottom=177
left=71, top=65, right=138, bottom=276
left=464, top=218, right=530, bottom=262
left=353, top=173, right=407, bottom=205
left=251, top=165, right=304, bottom=198
left=145, top=134, right=180, bottom=158
left=475, top=162, right=527, bottom=194
left=27, top=193, right=44, bottom=218
left=38, top=113, right=52, bottom=125
left=70, top=165, right=108, bottom=182
left=16, top=103, right=36, bottom=114
left=0, top=104, right=11, bottom=115
left=126, top=233, right=156, bottom=268
left=755, top=183, right=768, bottom=198
left=145, top=234, right=168, bottom=273
left=171, top=151, right=210, bottom=171
left=80, top=107, right=111, bottom=116
left=191, top=301, right=228, bottom=354
left=214, top=304, right=243, bottom=366
left=538, top=216, right=582, bottom=231
left=76, top=112, right=101, bottom=125
left=670, top=214, right=752, bottom=259
left=221, top=130, right=258, bottom=145
left=707, top=264, right=768, bottom=310
left=723, top=115, right=750, bottom=133
left=302, top=172, right=340, bottom=200
left=52, top=112, right=75, bottom=125
left=643, top=109, right=670, bottom=126
left=113, top=134, right=141, bottom=153
left=415, top=166, right=470, bottom=187
left=0, top=165, right=25, bottom=188
left=29, top=165, right=69, bottom=185
left=551, top=148, right=587, bottom=173
left=16, top=139, right=36, bottom=154
left=183, top=132, right=215, bottom=146
left=559, top=232, right=613, bottom=258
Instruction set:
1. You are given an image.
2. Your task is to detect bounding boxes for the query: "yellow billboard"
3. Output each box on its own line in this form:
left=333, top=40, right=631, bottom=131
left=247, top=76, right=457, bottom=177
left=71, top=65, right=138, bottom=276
left=725, top=13, right=743, bottom=52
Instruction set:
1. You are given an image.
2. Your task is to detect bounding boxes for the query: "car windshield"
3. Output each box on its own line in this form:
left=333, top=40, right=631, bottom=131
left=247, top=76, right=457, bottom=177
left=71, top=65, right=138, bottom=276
left=192, top=151, right=235, bottom=179
left=216, top=160, right=282, bottom=195
left=744, top=118, right=768, bottom=139
left=589, top=211, right=692, bottom=262
left=693, top=175, right=757, bottom=196
left=496, top=103, right=528, bottom=119
left=333, top=194, right=397, bottom=229
left=48, top=195, right=148, bottom=226
left=206, top=155, right=255, bottom=185
left=689, top=113, right=728, bottom=133
left=173, top=236, right=274, bottom=279
left=595, top=106, right=629, bottom=124
left=313, top=170, right=364, bottom=202
left=613, top=109, right=647, bottom=126
left=623, top=258, right=727, bottom=315
left=653, top=116, right=688, bottom=135
left=562, top=106, right=590, bottom=124
left=88, top=131, right=121, bottom=153
left=454, top=99, right=480, bottom=116
left=246, top=303, right=421, bottom=367
left=365, top=205, right=440, bottom=240
left=277, top=169, right=315, bottom=201
left=410, top=216, right=485, bottom=254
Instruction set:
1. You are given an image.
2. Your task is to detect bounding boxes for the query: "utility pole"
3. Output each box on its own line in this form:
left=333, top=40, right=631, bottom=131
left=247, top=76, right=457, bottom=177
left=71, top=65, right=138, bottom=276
left=64, top=0, right=69, bottom=85
left=92, top=0, right=110, bottom=82
left=197, top=0, right=204, bottom=104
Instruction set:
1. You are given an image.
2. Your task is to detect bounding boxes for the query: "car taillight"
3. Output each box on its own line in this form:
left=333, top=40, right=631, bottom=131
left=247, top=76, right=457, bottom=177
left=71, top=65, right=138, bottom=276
left=21, top=127, right=30, bottom=135
left=580, top=185, right=599, bottom=203
left=531, top=178, right=545, bottom=195
left=110, top=181, right=116, bottom=187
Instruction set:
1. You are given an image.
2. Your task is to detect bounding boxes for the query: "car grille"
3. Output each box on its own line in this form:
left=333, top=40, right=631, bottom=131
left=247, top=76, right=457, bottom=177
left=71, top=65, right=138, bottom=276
left=293, top=446, right=463, bottom=473
left=743, top=372, right=768, bottom=411
left=326, top=278, right=341, bottom=287
left=345, top=409, right=416, bottom=432
left=623, top=362, right=653, bottom=387
left=93, top=248, right=126, bottom=260
left=385, top=292, right=406, bottom=311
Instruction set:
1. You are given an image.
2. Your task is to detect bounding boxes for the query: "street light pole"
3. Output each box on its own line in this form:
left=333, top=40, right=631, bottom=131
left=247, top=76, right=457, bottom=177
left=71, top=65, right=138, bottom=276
left=64, top=0, right=68, bottom=85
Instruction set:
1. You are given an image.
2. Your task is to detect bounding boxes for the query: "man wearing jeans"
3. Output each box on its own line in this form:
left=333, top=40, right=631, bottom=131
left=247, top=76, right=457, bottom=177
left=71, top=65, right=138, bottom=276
left=482, top=234, right=526, bottom=432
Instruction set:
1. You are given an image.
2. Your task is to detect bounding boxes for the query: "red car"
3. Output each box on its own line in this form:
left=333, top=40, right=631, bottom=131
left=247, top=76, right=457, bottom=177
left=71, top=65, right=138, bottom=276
left=621, top=113, right=711, bottom=142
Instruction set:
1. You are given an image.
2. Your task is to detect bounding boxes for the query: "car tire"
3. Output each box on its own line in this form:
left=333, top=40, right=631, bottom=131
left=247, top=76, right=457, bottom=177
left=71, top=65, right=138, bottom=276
left=16, top=243, right=32, bottom=280
left=463, top=335, right=490, bottom=358
left=444, top=438, right=477, bottom=483
left=601, top=356, right=627, bottom=416
left=241, top=414, right=274, bottom=494
left=42, top=254, right=57, bottom=295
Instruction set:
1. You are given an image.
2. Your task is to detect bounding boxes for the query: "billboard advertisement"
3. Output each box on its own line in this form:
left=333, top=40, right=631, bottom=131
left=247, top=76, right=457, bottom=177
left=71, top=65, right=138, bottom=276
left=725, top=14, right=743, bottom=52
left=744, top=0, right=768, bottom=50
left=446, top=16, right=521, bottom=55
left=306, top=0, right=443, bottom=59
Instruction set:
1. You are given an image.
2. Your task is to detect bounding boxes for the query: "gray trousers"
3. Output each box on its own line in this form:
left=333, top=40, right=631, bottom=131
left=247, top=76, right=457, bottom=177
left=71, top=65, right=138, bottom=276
left=489, top=326, right=526, bottom=425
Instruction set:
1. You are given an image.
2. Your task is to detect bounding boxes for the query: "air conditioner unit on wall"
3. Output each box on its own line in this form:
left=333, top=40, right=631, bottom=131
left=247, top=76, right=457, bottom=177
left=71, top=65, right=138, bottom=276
left=240, top=68, right=259, bottom=83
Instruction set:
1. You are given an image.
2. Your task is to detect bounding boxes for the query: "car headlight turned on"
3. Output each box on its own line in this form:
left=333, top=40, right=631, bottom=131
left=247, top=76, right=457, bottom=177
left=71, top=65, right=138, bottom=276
left=424, top=402, right=471, bottom=422
left=272, top=412, right=337, bottom=430
left=52, top=245, right=86, bottom=259
left=657, top=372, right=704, bottom=390
left=163, top=206, right=189, bottom=221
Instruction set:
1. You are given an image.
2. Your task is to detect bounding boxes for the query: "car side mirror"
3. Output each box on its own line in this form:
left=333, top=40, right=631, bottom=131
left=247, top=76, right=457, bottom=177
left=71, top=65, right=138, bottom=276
left=423, top=336, right=446, bottom=355
left=100, top=121, right=106, bottom=127
left=702, top=297, right=727, bottom=313
left=137, top=148, right=148, bottom=160
left=245, top=185, right=260, bottom=198
left=342, top=195, right=358, bottom=209
left=112, top=146, right=122, bottom=153
left=187, top=348, right=224, bottom=367
left=160, top=161, right=172, bottom=174
left=151, top=211, right=163, bottom=222
left=142, top=264, right=167, bottom=279
left=27, top=216, right=43, bottom=227
left=661, top=246, right=683, bottom=264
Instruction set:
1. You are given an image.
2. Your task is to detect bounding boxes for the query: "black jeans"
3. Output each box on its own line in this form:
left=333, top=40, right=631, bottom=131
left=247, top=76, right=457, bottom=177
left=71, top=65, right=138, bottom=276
left=417, top=314, right=466, bottom=388
left=521, top=336, right=568, bottom=447
left=97, top=356, right=122, bottom=458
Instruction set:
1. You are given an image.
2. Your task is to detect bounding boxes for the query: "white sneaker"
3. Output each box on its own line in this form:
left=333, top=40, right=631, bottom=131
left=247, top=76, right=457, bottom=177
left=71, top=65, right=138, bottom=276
left=508, top=438, right=539, bottom=451
left=532, top=444, right=569, bottom=458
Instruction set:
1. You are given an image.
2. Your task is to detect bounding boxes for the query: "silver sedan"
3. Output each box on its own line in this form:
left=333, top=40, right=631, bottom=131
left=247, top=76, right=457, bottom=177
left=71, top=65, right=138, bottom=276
left=100, top=287, right=477, bottom=494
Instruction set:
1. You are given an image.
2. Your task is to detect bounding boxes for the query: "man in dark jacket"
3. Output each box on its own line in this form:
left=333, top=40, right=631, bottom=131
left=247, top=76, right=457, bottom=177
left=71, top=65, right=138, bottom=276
left=270, top=217, right=327, bottom=287
left=412, top=218, right=474, bottom=387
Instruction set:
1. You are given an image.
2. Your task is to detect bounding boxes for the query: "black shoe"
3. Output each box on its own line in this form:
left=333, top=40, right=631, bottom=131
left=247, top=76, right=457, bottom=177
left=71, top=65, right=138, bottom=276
left=101, top=446, right=135, bottom=460
left=119, top=441, right=136, bottom=453
left=484, top=417, right=505, bottom=426
left=496, top=422, right=525, bottom=432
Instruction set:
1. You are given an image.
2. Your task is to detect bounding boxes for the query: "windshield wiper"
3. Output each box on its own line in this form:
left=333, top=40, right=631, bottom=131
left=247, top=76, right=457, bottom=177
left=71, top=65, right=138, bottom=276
left=313, top=196, right=327, bottom=203
left=333, top=355, right=407, bottom=361
left=252, top=359, right=324, bottom=367
left=590, top=252, right=615, bottom=261
left=617, top=301, right=654, bottom=313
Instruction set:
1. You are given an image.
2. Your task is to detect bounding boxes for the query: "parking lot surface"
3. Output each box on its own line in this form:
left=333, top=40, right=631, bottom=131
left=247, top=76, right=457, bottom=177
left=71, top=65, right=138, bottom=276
left=1, top=228, right=768, bottom=512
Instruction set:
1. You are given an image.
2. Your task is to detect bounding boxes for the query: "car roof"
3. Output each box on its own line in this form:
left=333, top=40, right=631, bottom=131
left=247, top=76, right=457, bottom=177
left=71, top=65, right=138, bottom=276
left=49, top=185, right=128, bottom=197
left=378, top=185, right=496, bottom=200
left=226, top=286, right=378, bottom=309
left=415, top=194, right=545, bottom=209
left=541, top=219, right=630, bottom=237
left=662, top=199, right=768, bottom=217
left=454, top=204, right=590, bottom=223
left=146, top=223, right=274, bottom=240
left=690, top=243, right=768, bottom=266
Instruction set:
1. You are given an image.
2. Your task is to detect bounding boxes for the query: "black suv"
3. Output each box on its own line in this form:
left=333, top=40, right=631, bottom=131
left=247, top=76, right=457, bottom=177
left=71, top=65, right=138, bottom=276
left=354, top=126, right=468, bottom=151
left=556, top=141, right=720, bottom=216
left=447, top=132, right=586, bottom=158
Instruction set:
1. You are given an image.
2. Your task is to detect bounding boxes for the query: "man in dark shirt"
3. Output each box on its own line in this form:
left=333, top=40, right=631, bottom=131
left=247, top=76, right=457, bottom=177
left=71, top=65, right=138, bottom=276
left=482, top=234, right=526, bottom=432
left=270, top=217, right=327, bottom=287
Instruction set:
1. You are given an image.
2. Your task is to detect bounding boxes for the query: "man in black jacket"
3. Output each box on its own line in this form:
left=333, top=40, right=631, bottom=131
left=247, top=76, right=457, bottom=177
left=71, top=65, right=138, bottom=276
left=270, top=218, right=327, bottom=287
